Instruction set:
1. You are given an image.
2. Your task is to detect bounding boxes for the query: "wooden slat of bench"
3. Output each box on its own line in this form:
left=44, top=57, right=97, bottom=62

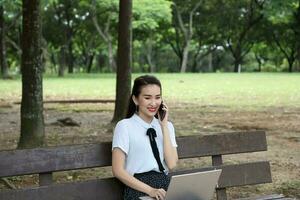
left=0, top=142, right=112, bottom=178
left=0, top=178, right=123, bottom=200
left=177, top=131, right=267, bottom=159
left=171, top=161, right=272, bottom=188
left=0, top=161, right=272, bottom=200
left=0, top=131, right=267, bottom=178
left=237, top=194, right=286, bottom=200
left=219, top=161, right=272, bottom=187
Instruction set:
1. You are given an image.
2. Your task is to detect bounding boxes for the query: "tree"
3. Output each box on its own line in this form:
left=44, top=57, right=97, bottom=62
left=0, top=0, right=22, bottom=78
left=272, top=23, right=298, bottom=72
left=54, top=0, right=77, bottom=74
left=264, top=0, right=300, bottom=72
left=176, top=1, right=202, bottom=73
left=43, top=0, right=84, bottom=75
left=295, top=0, right=300, bottom=70
left=112, top=0, right=132, bottom=123
left=18, top=0, right=45, bottom=148
left=43, top=1, right=69, bottom=76
left=87, top=0, right=172, bottom=73
left=252, top=42, right=268, bottom=71
left=191, top=1, right=223, bottom=72
left=213, top=0, right=265, bottom=72
left=167, top=0, right=203, bottom=72
left=90, top=0, right=118, bottom=72
left=75, top=28, right=98, bottom=73
left=0, top=4, right=9, bottom=78
left=132, top=0, right=172, bottom=72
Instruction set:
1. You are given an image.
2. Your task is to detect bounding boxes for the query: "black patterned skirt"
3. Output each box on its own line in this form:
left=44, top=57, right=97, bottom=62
left=123, top=171, right=171, bottom=200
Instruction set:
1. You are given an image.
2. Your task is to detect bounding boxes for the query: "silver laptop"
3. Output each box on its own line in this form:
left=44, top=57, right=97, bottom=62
left=139, top=169, right=222, bottom=200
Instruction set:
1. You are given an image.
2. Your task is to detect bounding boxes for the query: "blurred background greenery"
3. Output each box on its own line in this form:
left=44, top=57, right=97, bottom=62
left=1, top=0, right=300, bottom=78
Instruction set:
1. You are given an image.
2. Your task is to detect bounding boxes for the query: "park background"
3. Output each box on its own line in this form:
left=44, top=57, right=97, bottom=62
left=0, top=0, right=300, bottom=199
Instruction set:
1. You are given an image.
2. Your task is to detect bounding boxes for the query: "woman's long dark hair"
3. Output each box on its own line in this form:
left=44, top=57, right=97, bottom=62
left=126, top=75, right=162, bottom=118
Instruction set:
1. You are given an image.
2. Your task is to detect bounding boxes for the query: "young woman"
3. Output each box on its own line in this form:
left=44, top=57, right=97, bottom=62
left=112, top=75, right=178, bottom=200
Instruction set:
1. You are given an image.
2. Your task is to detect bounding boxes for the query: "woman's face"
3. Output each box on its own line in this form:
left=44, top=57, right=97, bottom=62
left=133, top=84, right=162, bottom=121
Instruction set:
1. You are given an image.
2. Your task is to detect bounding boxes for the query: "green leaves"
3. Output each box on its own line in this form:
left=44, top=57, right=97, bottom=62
left=264, top=0, right=299, bottom=24
left=133, top=0, right=172, bottom=30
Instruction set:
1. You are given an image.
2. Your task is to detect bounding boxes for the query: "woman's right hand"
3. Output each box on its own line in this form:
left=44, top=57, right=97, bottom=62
left=148, top=187, right=166, bottom=200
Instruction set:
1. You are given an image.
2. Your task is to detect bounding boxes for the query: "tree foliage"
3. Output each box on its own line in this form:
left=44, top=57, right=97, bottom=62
left=0, top=0, right=299, bottom=74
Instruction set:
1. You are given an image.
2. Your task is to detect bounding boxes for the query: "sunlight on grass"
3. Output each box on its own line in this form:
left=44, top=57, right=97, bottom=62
left=1, top=73, right=300, bottom=109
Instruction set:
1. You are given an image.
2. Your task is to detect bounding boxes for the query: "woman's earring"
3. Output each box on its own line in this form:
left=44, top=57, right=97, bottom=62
left=135, top=104, right=139, bottom=113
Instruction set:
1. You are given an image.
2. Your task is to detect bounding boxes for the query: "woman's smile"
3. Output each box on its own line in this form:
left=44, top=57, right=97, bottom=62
left=147, top=107, right=157, bottom=112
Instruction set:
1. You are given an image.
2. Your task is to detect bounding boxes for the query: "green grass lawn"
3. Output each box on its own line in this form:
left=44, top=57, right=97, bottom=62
left=1, top=73, right=300, bottom=109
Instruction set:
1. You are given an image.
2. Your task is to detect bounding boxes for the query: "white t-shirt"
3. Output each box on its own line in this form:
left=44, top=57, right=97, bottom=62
left=112, top=114, right=177, bottom=175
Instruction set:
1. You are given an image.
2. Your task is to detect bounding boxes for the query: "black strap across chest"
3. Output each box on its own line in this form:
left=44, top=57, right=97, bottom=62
left=146, top=128, right=165, bottom=172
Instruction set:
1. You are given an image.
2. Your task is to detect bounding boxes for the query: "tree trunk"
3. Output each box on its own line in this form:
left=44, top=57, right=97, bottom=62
left=297, top=49, right=300, bottom=71
left=180, top=41, right=190, bottom=73
left=207, top=52, right=213, bottom=72
left=108, top=40, right=116, bottom=72
left=64, top=1, right=74, bottom=74
left=178, top=52, right=183, bottom=71
left=174, top=1, right=202, bottom=73
left=287, top=58, right=294, bottom=72
left=97, top=53, right=105, bottom=72
left=288, top=64, right=293, bottom=72
left=212, top=51, right=222, bottom=72
left=254, top=53, right=262, bottom=72
left=19, top=0, right=45, bottom=148
left=233, top=48, right=242, bottom=72
left=86, top=53, right=94, bottom=73
left=91, top=13, right=116, bottom=72
left=234, top=60, right=241, bottom=73
left=0, top=5, right=9, bottom=79
left=67, top=32, right=74, bottom=73
left=191, top=52, right=198, bottom=73
left=147, top=53, right=155, bottom=73
left=165, top=30, right=183, bottom=71
left=146, top=38, right=155, bottom=73
left=50, top=52, right=57, bottom=74
left=273, top=33, right=297, bottom=73
left=58, top=46, right=66, bottom=77
left=112, top=0, right=132, bottom=123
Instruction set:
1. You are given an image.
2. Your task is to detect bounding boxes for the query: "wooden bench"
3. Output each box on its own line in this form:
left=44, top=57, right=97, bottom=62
left=0, top=131, right=289, bottom=200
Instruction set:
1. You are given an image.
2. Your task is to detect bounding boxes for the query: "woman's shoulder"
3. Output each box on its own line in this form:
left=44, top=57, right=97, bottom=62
left=115, top=118, right=130, bottom=127
left=115, top=117, right=136, bottom=129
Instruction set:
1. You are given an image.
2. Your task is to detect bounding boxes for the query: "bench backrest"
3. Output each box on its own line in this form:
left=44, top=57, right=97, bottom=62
left=0, top=131, right=271, bottom=200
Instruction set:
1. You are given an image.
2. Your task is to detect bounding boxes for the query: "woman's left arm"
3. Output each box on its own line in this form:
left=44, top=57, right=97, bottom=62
left=161, top=125, right=178, bottom=170
left=159, top=103, right=178, bottom=170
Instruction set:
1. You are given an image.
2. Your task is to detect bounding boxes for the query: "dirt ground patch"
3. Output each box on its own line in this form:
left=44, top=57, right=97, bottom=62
left=0, top=102, right=299, bottom=198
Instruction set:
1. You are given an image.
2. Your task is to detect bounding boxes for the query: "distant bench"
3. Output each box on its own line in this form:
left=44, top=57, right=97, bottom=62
left=13, top=99, right=115, bottom=104
left=0, top=131, right=289, bottom=200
